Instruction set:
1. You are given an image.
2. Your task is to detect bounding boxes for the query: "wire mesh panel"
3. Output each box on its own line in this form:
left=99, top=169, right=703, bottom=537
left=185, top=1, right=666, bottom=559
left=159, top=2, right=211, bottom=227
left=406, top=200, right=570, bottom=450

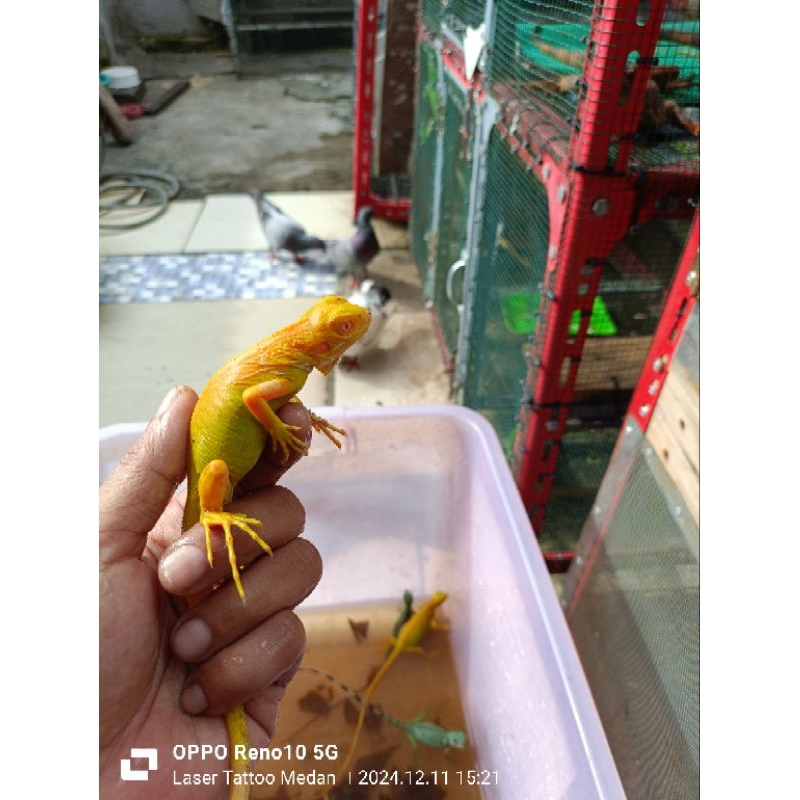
left=420, top=0, right=441, bottom=34
left=444, top=0, right=486, bottom=33
left=538, top=426, right=619, bottom=552
left=231, top=0, right=355, bottom=37
left=601, top=220, right=689, bottom=335
left=419, top=0, right=485, bottom=37
left=487, top=0, right=699, bottom=171
left=406, top=0, right=699, bottom=563
left=532, top=213, right=692, bottom=550
left=621, top=10, right=699, bottom=171
left=564, top=419, right=699, bottom=800
left=488, top=0, right=593, bottom=150
left=409, top=39, right=443, bottom=288
left=461, top=124, right=550, bottom=449
left=569, top=216, right=692, bottom=392
left=430, top=68, right=476, bottom=356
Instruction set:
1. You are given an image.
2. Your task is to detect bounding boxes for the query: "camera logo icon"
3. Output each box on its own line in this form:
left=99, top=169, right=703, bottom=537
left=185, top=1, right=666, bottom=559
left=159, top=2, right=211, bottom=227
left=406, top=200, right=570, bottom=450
left=120, top=748, right=158, bottom=781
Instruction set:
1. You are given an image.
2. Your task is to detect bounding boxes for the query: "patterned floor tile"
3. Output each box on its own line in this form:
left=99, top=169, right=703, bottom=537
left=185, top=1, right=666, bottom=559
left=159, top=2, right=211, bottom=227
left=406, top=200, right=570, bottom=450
left=99, top=252, right=337, bottom=303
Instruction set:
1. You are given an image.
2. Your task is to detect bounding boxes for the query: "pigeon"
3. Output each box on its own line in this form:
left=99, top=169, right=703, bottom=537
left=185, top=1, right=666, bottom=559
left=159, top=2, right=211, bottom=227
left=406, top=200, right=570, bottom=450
left=250, top=190, right=325, bottom=262
left=328, top=206, right=381, bottom=287
left=341, top=279, right=392, bottom=368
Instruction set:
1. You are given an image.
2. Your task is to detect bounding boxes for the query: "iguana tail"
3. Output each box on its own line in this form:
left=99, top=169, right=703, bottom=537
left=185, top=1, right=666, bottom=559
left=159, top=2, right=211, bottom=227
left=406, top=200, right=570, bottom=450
left=225, top=705, right=250, bottom=800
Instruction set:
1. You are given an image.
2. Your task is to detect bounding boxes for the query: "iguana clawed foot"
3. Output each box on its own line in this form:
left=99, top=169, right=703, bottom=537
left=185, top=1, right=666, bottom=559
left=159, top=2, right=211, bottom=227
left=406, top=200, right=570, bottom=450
left=269, top=419, right=310, bottom=461
left=309, top=412, right=348, bottom=449
left=199, top=510, right=272, bottom=602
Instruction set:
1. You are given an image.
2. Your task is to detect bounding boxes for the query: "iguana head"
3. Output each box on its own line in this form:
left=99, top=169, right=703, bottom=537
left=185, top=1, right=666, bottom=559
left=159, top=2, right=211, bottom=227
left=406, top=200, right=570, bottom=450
left=296, top=295, right=372, bottom=375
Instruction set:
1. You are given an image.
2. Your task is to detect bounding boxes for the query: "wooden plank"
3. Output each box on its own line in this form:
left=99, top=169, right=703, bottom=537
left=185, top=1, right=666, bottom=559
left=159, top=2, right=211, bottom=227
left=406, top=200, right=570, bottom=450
left=564, top=335, right=652, bottom=393
left=647, top=358, right=699, bottom=525
left=143, top=80, right=190, bottom=116
left=100, top=82, right=134, bottom=144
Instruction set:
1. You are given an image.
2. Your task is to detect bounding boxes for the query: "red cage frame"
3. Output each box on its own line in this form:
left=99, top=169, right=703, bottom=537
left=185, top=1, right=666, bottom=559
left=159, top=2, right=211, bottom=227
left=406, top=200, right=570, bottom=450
left=352, top=0, right=412, bottom=221
left=627, top=211, right=699, bottom=434
left=564, top=208, right=698, bottom=614
left=504, top=0, right=699, bottom=567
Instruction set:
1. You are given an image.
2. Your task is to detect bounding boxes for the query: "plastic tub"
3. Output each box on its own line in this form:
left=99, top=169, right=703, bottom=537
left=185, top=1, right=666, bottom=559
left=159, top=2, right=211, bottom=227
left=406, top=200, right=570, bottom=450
left=101, top=65, right=141, bottom=90
left=99, top=405, right=625, bottom=799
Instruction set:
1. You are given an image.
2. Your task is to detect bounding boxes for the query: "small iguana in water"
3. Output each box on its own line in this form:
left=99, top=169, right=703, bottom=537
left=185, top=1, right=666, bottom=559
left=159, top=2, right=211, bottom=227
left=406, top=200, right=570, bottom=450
left=298, top=666, right=466, bottom=753
left=328, top=590, right=450, bottom=793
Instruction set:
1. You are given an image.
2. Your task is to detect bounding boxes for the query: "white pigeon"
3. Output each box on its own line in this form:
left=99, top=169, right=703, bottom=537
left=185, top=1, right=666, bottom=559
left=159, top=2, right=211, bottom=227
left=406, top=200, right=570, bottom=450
left=341, top=279, right=392, bottom=367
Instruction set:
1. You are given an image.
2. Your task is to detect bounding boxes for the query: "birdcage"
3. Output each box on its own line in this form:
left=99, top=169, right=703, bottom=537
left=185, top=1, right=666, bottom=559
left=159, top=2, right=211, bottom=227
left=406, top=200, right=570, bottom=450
left=409, top=39, right=479, bottom=362
left=531, top=211, right=693, bottom=553
left=487, top=0, right=700, bottom=171
left=227, top=0, right=355, bottom=60
left=562, top=216, right=699, bottom=799
left=419, top=0, right=486, bottom=36
left=431, top=60, right=478, bottom=357
left=458, top=122, right=550, bottom=449
left=352, top=0, right=417, bottom=220
left=409, top=0, right=699, bottom=565
left=409, top=36, right=442, bottom=275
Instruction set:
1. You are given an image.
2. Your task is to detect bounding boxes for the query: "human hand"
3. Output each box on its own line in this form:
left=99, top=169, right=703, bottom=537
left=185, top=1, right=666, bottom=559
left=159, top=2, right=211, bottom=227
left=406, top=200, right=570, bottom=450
left=99, top=386, right=322, bottom=798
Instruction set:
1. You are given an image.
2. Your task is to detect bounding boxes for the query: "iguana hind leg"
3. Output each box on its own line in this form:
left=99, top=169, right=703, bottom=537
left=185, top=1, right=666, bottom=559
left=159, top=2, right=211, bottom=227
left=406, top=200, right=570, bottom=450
left=198, top=459, right=272, bottom=602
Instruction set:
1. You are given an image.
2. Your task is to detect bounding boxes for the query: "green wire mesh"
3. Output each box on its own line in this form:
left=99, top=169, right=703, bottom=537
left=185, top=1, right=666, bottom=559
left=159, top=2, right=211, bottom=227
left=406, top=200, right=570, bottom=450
left=410, top=4, right=698, bottom=554
left=421, top=0, right=443, bottom=34
left=566, top=422, right=699, bottom=799
left=487, top=1, right=699, bottom=170
left=576, top=217, right=692, bottom=384
left=534, top=215, right=692, bottom=547
left=421, top=0, right=486, bottom=37
left=445, top=0, right=486, bottom=32
left=488, top=0, right=594, bottom=143
left=430, top=71, right=476, bottom=355
left=537, top=426, right=621, bottom=552
left=409, top=41, right=442, bottom=288
left=462, top=125, right=550, bottom=447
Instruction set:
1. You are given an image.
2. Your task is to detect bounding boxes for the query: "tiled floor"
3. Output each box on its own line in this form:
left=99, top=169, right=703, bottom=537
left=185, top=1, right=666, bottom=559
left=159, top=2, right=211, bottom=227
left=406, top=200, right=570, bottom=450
left=99, top=190, right=452, bottom=427
left=99, top=192, right=350, bottom=302
left=100, top=252, right=337, bottom=304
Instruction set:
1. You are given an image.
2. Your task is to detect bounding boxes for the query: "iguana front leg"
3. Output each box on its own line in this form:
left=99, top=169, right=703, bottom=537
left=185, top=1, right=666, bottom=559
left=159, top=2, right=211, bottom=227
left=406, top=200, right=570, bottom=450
left=283, top=397, right=348, bottom=449
left=309, top=409, right=348, bottom=449
left=197, top=459, right=272, bottom=601
left=242, top=379, right=309, bottom=460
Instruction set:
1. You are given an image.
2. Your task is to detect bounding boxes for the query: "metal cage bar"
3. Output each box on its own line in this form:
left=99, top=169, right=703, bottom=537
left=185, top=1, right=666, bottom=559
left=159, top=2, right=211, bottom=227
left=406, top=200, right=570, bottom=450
left=628, top=210, right=699, bottom=432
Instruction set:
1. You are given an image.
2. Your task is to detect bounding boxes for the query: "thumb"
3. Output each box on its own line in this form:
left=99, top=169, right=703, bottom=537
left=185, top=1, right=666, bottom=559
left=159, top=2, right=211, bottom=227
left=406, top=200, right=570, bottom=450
left=100, top=385, right=197, bottom=564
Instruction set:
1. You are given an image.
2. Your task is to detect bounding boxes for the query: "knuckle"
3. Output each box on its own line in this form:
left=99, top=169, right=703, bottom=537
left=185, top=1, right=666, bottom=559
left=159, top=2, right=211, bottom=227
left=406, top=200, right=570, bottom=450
left=289, top=537, right=322, bottom=578
left=271, top=486, right=307, bottom=531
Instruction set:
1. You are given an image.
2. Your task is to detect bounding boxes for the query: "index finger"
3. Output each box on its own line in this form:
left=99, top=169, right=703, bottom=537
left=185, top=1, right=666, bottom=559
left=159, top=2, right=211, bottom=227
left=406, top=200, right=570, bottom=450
left=235, top=402, right=312, bottom=494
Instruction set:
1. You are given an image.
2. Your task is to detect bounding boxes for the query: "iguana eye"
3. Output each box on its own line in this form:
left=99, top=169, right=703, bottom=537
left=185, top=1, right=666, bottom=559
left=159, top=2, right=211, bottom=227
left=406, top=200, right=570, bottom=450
left=339, top=320, right=354, bottom=334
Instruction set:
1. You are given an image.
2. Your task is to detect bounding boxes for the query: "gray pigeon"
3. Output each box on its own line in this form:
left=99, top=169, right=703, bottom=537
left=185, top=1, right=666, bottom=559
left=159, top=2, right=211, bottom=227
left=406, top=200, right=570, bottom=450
left=251, top=190, right=325, bottom=262
left=327, top=206, right=381, bottom=286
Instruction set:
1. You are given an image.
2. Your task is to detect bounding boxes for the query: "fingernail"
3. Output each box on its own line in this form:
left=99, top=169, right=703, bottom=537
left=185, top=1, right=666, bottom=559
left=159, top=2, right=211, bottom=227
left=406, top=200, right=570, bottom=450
left=181, top=683, right=208, bottom=714
left=156, top=385, right=181, bottom=417
left=173, top=617, right=213, bottom=660
left=160, top=544, right=210, bottom=592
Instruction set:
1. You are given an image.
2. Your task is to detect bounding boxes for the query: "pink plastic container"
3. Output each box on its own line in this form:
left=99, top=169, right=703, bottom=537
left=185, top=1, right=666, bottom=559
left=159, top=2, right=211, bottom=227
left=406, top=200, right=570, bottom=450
left=100, top=405, right=625, bottom=799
